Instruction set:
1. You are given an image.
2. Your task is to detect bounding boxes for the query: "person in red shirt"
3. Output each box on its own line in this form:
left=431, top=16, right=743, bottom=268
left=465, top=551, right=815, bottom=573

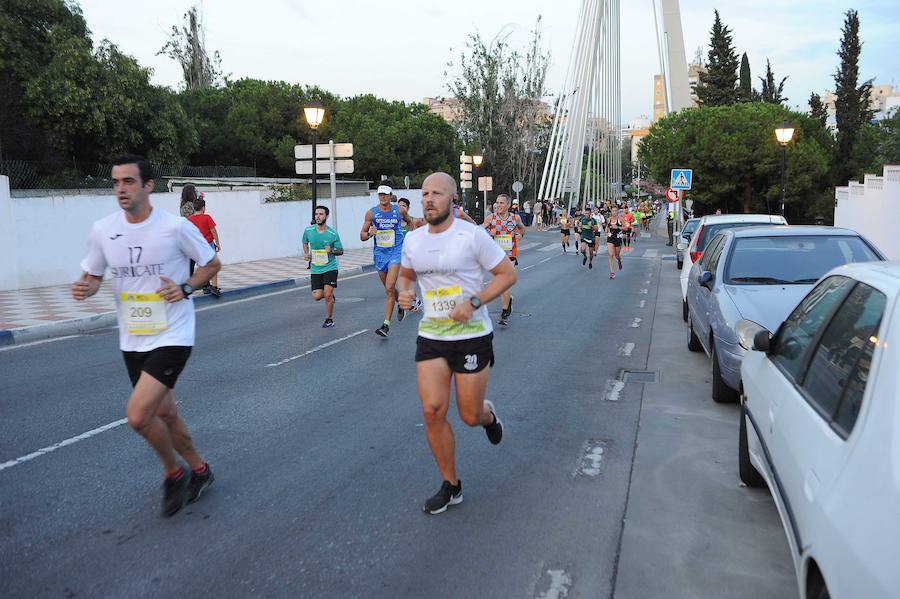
left=187, top=197, right=222, bottom=297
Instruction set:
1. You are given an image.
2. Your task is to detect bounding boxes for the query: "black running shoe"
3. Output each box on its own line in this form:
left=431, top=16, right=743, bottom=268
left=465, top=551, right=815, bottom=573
left=322, top=318, right=335, bottom=328
left=582, top=256, right=587, bottom=266
left=589, top=262, right=593, bottom=270
left=483, top=400, right=503, bottom=445
left=210, top=286, right=222, bottom=298
left=202, top=285, right=212, bottom=295
left=397, top=307, right=406, bottom=322
left=186, top=465, right=215, bottom=504
left=498, top=316, right=508, bottom=327
left=375, top=323, right=390, bottom=337
left=162, top=469, right=188, bottom=517
left=423, top=480, right=463, bottom=515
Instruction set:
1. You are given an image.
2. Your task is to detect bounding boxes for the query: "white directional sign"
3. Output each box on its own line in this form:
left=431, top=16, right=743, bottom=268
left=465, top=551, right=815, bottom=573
left=295, top=159, right=354, bottom=175
left=460, top=172, right=472, bottom=182
left=460, top=163, right=472, bottom=172
left=461, top=181, right=473, bottom=189
left=670, top=168, right=693, bottom=190
left=295, top=143, right=353, bottom=160
left=478, top=177, right=493, bottom=192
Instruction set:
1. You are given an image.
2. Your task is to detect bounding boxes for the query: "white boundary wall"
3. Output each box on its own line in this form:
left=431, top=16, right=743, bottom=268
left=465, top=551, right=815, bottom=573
left=0, top=176, right=424, bottom=291
left=833, top=165, right=900, bottom=260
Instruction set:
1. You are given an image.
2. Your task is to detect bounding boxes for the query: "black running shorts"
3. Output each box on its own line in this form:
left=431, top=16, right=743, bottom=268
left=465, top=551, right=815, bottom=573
left=415, top=333, right=494, bottom=373
left=122, top=346, right=192, bottom=389
left=560, top=229, right=570, bottom=235
left=607, top=233, right=622, bottom=246
left=311, top=270, right=338, bottom=291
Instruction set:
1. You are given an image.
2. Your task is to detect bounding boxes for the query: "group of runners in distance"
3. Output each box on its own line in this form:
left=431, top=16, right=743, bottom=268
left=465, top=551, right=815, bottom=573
left=72, top=153, right=655, bottom=517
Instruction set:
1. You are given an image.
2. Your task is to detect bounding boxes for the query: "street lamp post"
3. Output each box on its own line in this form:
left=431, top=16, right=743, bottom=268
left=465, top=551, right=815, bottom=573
left=303, top=102, right=326, bottom=224
left=472, top=153, right=484, bottom=218
left=775, top=121, right=795, bottom=217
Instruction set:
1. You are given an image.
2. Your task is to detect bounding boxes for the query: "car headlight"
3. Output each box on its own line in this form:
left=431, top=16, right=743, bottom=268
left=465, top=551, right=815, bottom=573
left=736, top=319, right=766, bottom=351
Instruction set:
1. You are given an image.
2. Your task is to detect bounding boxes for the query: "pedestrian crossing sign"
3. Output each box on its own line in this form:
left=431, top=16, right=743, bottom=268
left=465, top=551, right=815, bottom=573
left=670, top=169, right=692, bottom=190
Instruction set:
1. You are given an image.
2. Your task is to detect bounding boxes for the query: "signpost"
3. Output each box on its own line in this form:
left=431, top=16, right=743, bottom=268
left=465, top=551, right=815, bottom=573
left=669, top=167, right=693, bottom=240
left=478, top=176, right=493, bottom=223
left=666, top=187, right=679, bottom=202
left=512, top=180, right=523, bottom=204
left=295, top=142, right=354, bottom=231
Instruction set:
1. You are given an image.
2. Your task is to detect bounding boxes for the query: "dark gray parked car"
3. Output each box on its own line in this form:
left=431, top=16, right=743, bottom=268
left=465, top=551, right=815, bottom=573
left=685, top=226, right=884, bottom=402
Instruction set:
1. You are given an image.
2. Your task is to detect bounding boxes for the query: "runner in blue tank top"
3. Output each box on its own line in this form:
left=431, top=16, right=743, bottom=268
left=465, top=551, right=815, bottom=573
left=360, top=184, right=415, bottom=337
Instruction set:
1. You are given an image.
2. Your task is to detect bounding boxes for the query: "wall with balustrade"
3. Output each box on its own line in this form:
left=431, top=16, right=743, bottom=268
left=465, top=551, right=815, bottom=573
left=833, top=165, right=900, bottom=260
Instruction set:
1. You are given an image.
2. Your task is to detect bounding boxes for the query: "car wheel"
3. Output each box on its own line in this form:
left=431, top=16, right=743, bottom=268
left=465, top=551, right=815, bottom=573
left=682, top=298, right=688, bottom=322
left=687, top=312, right=702, bottom=352
left=677, top=257, right=683, bottom=270
left=712, top=345, right=739, bottom=403
left=739, top=401, right=765, bottom=488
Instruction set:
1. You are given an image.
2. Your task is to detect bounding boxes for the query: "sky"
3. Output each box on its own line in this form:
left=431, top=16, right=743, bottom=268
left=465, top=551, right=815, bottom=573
left=77, top=0, right=899, bottom=124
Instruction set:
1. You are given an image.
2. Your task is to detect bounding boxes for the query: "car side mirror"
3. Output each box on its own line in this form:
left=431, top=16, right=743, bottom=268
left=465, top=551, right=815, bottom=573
left=698, top=271, right=714, bottom=289
left=752, top=330, right=772, bottom=353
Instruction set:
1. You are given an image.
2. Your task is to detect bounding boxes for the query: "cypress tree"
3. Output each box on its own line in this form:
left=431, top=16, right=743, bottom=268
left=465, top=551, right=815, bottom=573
left=738, top=53, right=752, bottom=101
left=808, top=93, right=828, bottom=128
left=833, top=9, right=873, bottom=184
left=759, top=59, right=788, bottom=104
left=695, top=10, right=740, bottom=106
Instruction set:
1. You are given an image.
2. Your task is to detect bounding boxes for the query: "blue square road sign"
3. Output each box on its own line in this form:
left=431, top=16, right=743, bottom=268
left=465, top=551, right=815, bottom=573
left=670, top=168, right=693, bottom=190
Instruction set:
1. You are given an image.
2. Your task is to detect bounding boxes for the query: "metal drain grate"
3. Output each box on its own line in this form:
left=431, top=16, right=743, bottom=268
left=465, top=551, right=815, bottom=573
left=620, top=370, right=659, bottom=383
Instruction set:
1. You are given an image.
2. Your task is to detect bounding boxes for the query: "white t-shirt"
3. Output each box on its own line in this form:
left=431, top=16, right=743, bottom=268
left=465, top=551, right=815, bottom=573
left=80, top=207, right=216, bottom=352
left=401, top=217, right=506, bottom=341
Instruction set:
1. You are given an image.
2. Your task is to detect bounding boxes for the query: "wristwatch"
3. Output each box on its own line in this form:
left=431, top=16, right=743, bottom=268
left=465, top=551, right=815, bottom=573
left=180, top=283, right=193, bottom=299
left=468, top=296, right=482, bottom=309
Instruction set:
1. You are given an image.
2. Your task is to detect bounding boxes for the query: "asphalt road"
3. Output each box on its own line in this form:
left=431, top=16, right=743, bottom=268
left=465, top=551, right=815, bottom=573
left=0, top=223, right=792, bottom=598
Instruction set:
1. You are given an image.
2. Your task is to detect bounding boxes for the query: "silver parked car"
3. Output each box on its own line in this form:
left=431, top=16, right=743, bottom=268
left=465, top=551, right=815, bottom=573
left=685, top=226, right=884, bottom=402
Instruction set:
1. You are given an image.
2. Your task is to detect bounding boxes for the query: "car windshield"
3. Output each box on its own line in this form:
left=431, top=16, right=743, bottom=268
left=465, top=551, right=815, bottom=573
left=726, top=235, right=880, bottom=284
left=696, top=221, right=773, bottom=250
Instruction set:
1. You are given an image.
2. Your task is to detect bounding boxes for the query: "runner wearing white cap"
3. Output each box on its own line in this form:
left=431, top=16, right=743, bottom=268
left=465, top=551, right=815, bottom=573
left=361, top=184, right=415, bottom=337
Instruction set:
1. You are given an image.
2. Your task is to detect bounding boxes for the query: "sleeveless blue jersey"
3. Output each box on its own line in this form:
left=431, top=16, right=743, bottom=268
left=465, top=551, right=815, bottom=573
left=372, top=204, right=403, bottom=250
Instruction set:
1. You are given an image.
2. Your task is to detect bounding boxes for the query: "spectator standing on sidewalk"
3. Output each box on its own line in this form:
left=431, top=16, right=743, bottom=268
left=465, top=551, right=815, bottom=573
left=187, top=197, right=222, bottom=297
left=523, top=199, right=532, bottom=227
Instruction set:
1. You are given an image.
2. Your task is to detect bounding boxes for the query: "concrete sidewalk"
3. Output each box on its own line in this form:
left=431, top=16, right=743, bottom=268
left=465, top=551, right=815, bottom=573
left=0, top=248, right=374, bottom=346
left=613, top=236, right=797, bottom=598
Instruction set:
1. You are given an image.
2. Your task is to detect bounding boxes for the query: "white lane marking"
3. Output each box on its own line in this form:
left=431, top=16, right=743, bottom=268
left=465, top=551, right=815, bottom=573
left=603, top=379, right=625, bottom=402
left=643, top=249, right=658, bottom=258
left=575, top=440, right=606, bottom=477
left=265, top=329, right=368, bottom=367
left=639, top=288, right=648, bottom=294
left=643, top=280, right=650, bottom=285
left=518, top=242, right=540, bottom=251
left=639, top=300, right=646, bottom=308
left=0, top=418, right=128, bottom=473
left=521, top=255, right=558, bottom=271
left=538, top=569, right=573, bottom=599
left=630, top=318, right=642, bottom=328
left=538, top=242, right=562, bottom=252
left=0, top=335, right=83, bottom=353
left=617, top=342, right=635, bottom=357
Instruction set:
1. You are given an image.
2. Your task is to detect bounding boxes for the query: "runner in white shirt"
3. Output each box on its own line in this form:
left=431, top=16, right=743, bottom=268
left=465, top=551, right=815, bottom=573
left=72, top=154, right=221, bottom=517
left=397, top=172, right=517, bottom=515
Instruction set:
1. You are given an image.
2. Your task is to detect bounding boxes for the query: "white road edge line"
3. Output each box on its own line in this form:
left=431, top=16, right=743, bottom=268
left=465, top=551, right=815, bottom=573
left=521, top=255, right=558, bottom=271
left=630, top=318, right=642, bottom=328
left=539, top=569, right=573, bottom=599
left=265, top=329, right=369, bottom=367
left=639, top=300, right=646, bottom=308
left=0, top=335, right=83, bottom=353
left=618, top=342, right=635, bottom=357
left=603, top=379, right=625, bottom=402
left=0, top=417, right=128, bottom=473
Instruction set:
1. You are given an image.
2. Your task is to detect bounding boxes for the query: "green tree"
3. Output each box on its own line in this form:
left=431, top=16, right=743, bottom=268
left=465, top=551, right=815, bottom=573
left=808, top=92, right=829, bottom=128
left=637, top=103, right=831, bottom=220
left=833, top=9, right=873, bottom=184
left=695, top=10, right=740, bottom=107
left=759, top=59, right=788, bottom=104
left=738, top=52, right=752, bottom=101
left=330, top=95, right=458, bottom=184
left=447, top=19, right=550, bottom=201
left=872, top=110, right=900, bottom=167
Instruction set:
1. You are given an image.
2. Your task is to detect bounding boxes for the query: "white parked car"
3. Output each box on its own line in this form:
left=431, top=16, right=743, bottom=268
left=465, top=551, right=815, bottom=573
left=680, top=213, right=787, bottom=321
left=739, top=262, right=900, bottom=599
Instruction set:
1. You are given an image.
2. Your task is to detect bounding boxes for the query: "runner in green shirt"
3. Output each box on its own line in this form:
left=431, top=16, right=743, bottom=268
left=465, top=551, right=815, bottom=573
left=302, top=205, right=344, bottom=328
left=578, top=207, right=597, bottom=269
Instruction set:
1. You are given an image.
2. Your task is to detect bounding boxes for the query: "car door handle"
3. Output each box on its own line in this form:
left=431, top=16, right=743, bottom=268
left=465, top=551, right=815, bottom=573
left=803, top=470, right=821, bottom=502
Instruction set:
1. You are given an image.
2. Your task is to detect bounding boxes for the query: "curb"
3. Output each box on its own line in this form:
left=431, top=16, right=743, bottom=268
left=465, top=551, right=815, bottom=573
left=0, top=264, right=376, bottom=347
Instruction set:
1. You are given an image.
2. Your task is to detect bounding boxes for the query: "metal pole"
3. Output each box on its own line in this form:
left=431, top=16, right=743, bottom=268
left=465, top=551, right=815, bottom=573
left=780, top=144, right=786, bottom=217
left=310, top=128, right=318, bottom=224
left=329, top=140, right=338, bottom=233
